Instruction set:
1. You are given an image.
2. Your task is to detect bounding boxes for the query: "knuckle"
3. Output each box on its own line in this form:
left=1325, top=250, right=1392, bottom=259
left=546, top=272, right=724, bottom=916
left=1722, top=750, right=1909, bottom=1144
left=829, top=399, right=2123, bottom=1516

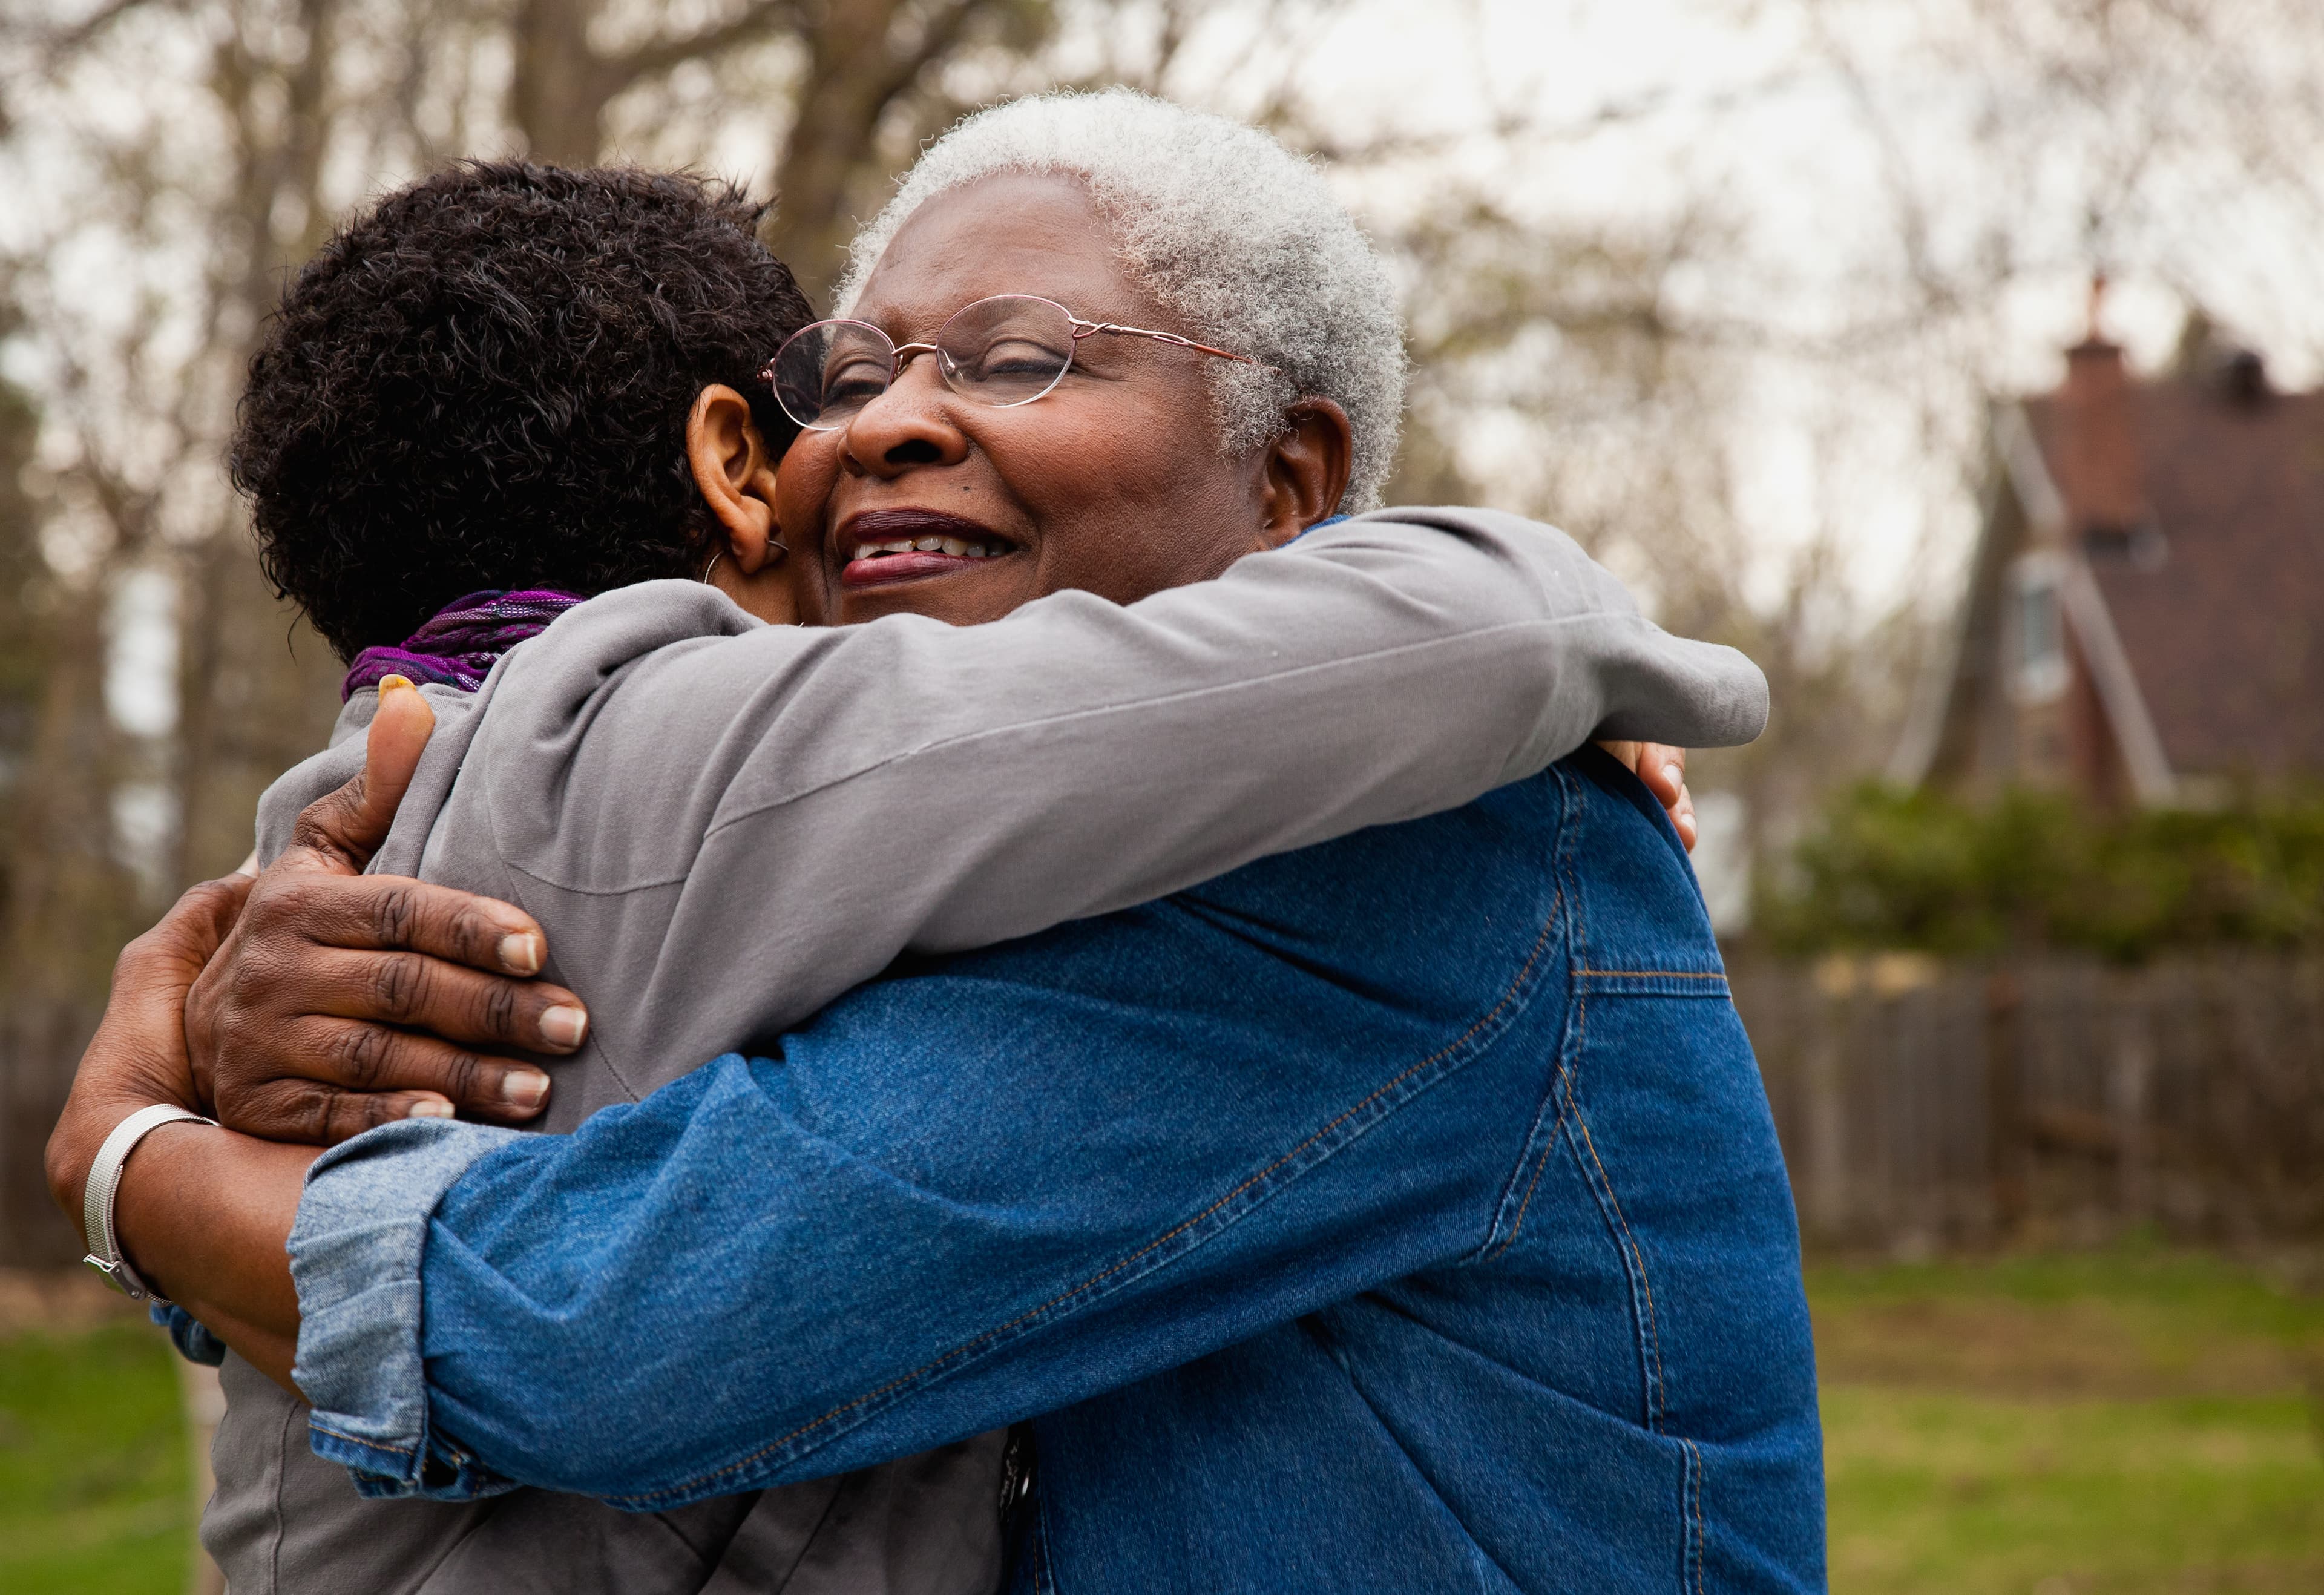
left=232, top=1082, right=292, bottom=1140
left=286, top=1081, right=337, bottom=1146
left=331, top=1023, right=393, bottom=1090
left=187, top=877, right=243, bottom=916
left=368, top=954, right=425, bottom=1022
left=458, top=915, right=499, bottom=967
left=438, top=1050, right=483, bottom=1104
left=292, top=788, right=358, bottom=848
left=482, top=980, right=521, bottom=1041
left=369, top=884, right=418, bottom=948
left=243, top=882, right=292, bottom=932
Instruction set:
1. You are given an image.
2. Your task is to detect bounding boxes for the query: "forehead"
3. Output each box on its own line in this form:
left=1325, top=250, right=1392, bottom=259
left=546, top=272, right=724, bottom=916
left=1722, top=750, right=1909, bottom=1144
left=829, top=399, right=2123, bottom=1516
left=851, top=172, right=1161, bottom=334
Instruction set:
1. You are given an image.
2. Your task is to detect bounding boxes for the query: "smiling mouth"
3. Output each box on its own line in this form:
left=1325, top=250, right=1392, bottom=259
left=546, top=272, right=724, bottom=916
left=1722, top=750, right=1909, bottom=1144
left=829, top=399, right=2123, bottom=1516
left=837, top=510, right=1017, bottom=588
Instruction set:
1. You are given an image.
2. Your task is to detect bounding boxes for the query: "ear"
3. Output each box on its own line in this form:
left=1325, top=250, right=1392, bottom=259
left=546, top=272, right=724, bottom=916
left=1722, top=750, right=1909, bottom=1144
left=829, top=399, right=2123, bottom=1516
left=686, top=385, right=783, bottom=574
left=1255, top=398, right=1354, bottom=551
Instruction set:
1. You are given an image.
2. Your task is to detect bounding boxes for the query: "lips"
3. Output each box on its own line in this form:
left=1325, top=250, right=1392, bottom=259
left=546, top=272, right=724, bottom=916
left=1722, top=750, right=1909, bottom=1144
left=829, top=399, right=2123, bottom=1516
left=836, top=508, right=1017, bottom=588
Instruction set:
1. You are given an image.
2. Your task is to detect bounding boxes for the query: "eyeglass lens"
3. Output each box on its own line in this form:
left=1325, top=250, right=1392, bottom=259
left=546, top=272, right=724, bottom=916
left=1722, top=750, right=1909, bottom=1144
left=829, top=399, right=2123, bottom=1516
left=770, top=295, right=1080, bottom=432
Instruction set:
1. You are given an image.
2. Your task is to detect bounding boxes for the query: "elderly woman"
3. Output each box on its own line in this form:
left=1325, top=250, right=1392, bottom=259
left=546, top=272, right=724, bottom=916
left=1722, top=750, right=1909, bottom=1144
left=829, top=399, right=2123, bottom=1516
left=53, top=92, right=1821, bottom=1594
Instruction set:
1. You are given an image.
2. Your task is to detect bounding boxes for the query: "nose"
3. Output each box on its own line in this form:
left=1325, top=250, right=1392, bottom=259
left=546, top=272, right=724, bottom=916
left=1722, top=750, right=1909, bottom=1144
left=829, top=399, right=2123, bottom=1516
left=838, top=354, right=970, bottom=479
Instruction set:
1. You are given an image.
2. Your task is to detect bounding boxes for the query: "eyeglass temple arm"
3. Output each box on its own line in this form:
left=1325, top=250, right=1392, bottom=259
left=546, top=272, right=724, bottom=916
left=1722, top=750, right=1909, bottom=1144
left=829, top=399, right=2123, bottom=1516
left=1072, top=320, right=1279, bottom=372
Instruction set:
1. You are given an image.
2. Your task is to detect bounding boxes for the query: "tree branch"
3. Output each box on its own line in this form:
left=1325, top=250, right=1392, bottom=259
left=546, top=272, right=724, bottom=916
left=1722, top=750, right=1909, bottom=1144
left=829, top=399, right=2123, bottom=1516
left=19, top=0, right=166, bottom=70
left=866, top=0, right=987, bottom=114
left=609, top=0, right=805, bottom=91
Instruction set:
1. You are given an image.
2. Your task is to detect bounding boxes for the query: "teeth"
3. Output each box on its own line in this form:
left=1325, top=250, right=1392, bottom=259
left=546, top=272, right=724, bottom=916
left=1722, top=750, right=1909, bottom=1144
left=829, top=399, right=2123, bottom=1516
left=847, top=536, right=1008, bottom=561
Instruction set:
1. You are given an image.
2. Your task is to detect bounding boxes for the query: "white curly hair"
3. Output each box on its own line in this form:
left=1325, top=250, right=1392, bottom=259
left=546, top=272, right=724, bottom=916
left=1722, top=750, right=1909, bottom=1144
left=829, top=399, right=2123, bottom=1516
left=836, top=88, right=1407, bottom=513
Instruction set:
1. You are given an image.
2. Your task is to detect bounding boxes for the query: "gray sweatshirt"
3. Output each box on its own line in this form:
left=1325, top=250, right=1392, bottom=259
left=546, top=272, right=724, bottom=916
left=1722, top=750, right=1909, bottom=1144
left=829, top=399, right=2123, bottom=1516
left=206, top=507, right=1767, bottom=1594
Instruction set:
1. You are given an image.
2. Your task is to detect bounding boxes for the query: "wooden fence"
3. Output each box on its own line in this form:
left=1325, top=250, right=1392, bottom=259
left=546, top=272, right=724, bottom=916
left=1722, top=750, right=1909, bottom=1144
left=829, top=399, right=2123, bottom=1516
left=1732, top=954, right=2324, bottom=1249
left=2, top=958, right=2320, bottom=1264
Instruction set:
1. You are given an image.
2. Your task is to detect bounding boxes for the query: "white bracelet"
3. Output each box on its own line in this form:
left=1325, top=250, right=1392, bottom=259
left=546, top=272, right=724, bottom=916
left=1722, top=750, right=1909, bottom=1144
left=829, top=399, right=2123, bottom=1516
left=80, top=1103, right=215, bottom=1303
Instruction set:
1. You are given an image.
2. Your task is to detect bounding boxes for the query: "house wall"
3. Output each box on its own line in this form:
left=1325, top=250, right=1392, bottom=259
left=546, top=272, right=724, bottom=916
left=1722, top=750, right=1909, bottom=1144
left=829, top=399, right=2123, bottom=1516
left=1920, top=464, right=2138, bottom=806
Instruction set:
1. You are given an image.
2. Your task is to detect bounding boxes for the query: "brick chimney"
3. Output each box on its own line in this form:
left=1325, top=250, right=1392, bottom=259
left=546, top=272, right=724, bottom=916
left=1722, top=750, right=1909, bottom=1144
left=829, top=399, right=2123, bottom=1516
left=2047, top=275, right=2146, bottom=536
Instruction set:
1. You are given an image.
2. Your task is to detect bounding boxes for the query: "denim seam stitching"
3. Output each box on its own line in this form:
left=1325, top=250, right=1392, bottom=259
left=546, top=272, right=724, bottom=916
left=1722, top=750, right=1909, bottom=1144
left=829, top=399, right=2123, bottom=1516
left=1685, top=1436, right=1707, bottom=1595
left=1488, top=969, right=1578, bottom=1261
left=1483, top=763, right=1586, bottom=1260
left=1574, top=1099, right=1669, bottom=1430
left=1486, top=1068, right=1569, bottom=1258
left=616, top=899, right=1567, bottom=1506
left=1538, top=761, right=1709, bottom=1587
left=1574, top=969, right=1727, bottom=980
left=1549, top=759, right=1672, bottom=1431
left=307, top=1422, right=416, bottom=1463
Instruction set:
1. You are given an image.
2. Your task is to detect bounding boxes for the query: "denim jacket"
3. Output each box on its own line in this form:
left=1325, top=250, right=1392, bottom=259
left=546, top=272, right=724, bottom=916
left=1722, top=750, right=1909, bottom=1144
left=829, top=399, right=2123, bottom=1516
left=292, top=749, right=1824, bottom=1593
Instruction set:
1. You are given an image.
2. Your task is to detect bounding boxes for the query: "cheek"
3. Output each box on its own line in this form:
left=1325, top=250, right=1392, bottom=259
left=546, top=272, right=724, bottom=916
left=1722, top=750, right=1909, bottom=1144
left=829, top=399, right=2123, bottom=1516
left=1000, top=389, right=1245, bottom=557
left=774, top=441, right=843, bottom=546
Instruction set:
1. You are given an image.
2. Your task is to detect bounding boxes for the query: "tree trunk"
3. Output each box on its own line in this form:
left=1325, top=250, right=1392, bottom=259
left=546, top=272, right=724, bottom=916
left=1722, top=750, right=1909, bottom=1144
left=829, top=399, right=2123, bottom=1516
left=510, top=0, right=619, bottom=165
left=766, top=0, right=913, bottom=303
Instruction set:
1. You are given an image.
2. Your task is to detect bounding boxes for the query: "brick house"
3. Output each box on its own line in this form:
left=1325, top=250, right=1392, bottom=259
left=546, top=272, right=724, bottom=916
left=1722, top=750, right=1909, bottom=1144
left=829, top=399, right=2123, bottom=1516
left=1892, top=309, right=2324, bottom=806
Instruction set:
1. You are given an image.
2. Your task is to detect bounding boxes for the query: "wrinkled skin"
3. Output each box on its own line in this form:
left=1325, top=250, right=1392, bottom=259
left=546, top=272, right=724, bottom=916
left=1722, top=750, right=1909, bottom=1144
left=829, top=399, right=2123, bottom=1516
left=781, top=172, right=1350, bottom=628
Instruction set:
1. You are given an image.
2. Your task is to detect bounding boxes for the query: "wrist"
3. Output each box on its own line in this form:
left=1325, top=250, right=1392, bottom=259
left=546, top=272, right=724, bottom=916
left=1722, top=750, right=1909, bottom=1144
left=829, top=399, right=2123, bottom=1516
left=45, top=1070, right=194, bottom=1218
left=45, top=1091, right=129, bottom=1220
left=78, top=1104, right=217, bottom=1301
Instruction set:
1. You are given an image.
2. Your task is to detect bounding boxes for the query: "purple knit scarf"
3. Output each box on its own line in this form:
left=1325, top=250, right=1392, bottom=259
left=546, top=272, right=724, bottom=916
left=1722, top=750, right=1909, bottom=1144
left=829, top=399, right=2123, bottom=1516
left=342, top=588, right=587, bottom=702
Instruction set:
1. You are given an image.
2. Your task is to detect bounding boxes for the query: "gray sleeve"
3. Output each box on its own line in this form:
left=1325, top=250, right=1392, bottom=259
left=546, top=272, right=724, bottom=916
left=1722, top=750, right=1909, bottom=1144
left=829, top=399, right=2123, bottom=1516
left=252, top=686, right=478, bottom=867
left=463, top=506, right=1766, bottom=1041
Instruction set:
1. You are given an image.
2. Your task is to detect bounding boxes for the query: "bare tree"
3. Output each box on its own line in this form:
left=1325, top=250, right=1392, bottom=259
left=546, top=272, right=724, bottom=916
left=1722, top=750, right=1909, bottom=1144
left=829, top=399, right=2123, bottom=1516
left=509, top=0, right=801, bottom=164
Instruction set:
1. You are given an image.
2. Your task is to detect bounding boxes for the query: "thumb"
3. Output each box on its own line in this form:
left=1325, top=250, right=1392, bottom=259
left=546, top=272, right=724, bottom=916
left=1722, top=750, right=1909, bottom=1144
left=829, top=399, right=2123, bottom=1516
left=287, top=676, right=438, bottom=874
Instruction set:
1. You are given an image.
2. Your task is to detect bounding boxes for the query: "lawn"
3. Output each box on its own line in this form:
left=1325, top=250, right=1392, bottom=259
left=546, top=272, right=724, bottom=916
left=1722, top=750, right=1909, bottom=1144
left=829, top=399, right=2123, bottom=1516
left=1813, top=1247, right=2324, bottom=1594
left=0, top=1248, right=2318, bottom=1593
left=0, top=1305, right=195, bottom=1595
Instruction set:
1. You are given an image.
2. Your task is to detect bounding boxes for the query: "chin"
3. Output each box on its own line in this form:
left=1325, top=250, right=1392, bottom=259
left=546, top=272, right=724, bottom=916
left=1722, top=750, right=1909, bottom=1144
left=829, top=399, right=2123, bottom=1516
left=834, top=565, right=1030, bottom=627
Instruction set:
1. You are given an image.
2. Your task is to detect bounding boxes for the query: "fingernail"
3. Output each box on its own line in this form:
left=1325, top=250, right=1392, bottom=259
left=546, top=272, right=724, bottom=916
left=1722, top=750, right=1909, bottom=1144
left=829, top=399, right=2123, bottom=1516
left=540, top=1005, right=588, bottom=1049
left=380, top=674, right=414, bottom=694
left=406, top=1098, right=455, bottom=1119
left=501, top=1069, right=551, bottom=1110
left=1662, top=763, right=1684, bottom=792
left=497, top=933, right=543, bottom=975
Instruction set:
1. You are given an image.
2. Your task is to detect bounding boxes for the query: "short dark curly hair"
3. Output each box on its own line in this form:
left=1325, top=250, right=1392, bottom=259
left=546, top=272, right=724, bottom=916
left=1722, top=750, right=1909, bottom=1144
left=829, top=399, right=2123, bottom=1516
left=231, top=160, right=813, bottom=660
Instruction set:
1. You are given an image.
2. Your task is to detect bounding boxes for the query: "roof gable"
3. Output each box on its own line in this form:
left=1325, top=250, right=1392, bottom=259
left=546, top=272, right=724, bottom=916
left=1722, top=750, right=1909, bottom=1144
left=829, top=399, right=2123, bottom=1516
left=2023, top=367, right=2324, bottom=783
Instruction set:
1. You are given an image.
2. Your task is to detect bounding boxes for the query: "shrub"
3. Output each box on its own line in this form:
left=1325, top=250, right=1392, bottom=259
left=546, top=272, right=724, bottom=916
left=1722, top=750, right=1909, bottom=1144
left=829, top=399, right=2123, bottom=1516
left=1756, top=784, right=2324, bottom=961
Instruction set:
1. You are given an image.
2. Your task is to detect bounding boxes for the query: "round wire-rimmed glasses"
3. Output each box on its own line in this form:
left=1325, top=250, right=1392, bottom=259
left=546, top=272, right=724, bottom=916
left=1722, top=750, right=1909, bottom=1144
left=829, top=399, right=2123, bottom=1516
left=761, top=294, right=1276, bottom=432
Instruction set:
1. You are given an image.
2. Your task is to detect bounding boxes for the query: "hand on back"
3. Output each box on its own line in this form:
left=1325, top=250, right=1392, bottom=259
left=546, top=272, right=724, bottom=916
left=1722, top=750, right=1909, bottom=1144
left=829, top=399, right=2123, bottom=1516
left=182, top=679, right=591, bottom=1144
left=1597, top=740, right=1698, bottom=852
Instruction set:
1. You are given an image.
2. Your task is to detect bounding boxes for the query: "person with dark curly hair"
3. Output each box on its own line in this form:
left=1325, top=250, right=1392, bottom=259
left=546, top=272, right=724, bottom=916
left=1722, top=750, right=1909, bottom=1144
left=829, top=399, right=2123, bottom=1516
left=231, top=159, right=816, bottom=655
left=62, top=108, right=1777, bottom=1595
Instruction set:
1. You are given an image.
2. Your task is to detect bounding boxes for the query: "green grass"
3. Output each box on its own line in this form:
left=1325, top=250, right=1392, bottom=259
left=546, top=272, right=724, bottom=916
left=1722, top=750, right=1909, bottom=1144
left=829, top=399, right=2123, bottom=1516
left=0, top=1319, right=193, bottom=1595
left=1811, top=1247, right=2324, bottom=1593
left=2, top=1249, right=2319, bottom=1593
